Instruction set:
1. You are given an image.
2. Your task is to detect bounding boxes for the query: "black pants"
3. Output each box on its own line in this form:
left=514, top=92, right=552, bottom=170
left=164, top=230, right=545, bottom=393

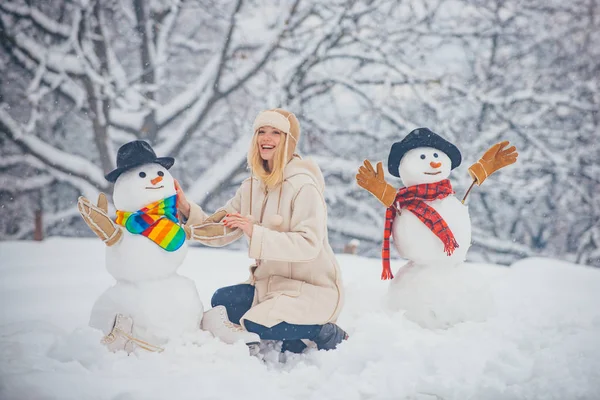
left=211, top=284, right=322, bottom=353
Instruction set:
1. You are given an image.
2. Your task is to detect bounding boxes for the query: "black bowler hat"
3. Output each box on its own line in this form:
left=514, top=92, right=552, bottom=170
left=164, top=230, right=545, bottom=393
left=387, top=128, right=462, bottom=177
left=105, top=140, right=174, bottom=182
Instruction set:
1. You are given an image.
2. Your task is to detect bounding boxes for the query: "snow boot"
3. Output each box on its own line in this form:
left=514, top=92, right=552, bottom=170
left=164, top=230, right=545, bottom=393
left=313, top=323, right=348, bottom=351
left=281, top=339, right=308, bottom=354
left=201, top=306, right=261, bottom=348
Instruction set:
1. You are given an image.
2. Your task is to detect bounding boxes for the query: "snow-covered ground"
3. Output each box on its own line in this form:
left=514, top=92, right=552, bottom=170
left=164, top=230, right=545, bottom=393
left=1, top=238, right=599, bottom=400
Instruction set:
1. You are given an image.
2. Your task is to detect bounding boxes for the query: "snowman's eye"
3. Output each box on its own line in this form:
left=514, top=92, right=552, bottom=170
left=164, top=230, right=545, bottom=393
left=157, top=171, right=164, bottom=177
left=139, top=172, right=147, bottom=178
left=433, top=153, right=439, bottom=158
left=420, top=154, right=426, bottom=160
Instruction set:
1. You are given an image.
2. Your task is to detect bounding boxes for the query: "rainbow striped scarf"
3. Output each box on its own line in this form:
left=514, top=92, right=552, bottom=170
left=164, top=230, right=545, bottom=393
left=115, top=195, right=185, bottom=252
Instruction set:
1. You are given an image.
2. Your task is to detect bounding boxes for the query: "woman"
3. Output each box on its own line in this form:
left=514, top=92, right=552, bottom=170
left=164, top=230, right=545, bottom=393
left=177, top=108, right=346, bottom=353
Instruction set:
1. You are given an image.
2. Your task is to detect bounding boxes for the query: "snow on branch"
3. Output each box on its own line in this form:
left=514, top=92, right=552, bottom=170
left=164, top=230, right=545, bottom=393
left=0, top=150, right=102, bottom=200
left=3, top=206, right=82, bottom=241
left=326, top=187, right=385, bottom=226
left=212, top=0, right=244, bottom=93
left=218, top=0, right=303, bottom=98
left=6, top=45, right=86, bottom=108
left=155, top=54, right=220, bottom=127
left=479, top=90, right=595, bottom=111
left=303, top=116, right=381, bottom=141
left=109, top=109, right=148, bottom=133
left=187, top=133, right=251, bottom=205
left=322, top=76, right=418, bottom=131
left=310, top=155, right=363, bottom=177
left=490, top=108, right=568, bottom=166
left=11, top=32, right=85, bottom=75
left=154, top=85, right=216, bottom=157
left=0, top=107, right=106, bottom=189
left=0, top=173, right=54, bottom=194
left=0, top=2, right=71, bottom=38
left=0, top=154, right=47, bottom=169
left=98, top=14, right=129, bottom=96
left=218, top=27, right=284, bottom=98
left=154, top=0, right=181, bottom=85
left=157, top=0, right=301, bottom=158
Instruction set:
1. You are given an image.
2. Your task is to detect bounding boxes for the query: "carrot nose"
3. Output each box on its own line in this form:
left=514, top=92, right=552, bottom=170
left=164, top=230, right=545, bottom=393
left=151, top=176, right=163, bottom=185
left=430, top=161, right=442, bottom=168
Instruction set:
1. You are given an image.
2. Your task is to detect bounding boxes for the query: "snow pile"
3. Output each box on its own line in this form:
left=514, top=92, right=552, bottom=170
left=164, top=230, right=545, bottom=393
left=1, top=239, right=599, bottom=400
left=386, top=261, right=495, bottom=329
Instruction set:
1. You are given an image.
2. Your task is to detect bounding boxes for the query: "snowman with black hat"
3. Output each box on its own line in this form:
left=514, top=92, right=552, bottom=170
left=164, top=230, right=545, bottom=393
left=356, top=128, right=518, bottom=328
left=77, top=140, right=215, bottom=353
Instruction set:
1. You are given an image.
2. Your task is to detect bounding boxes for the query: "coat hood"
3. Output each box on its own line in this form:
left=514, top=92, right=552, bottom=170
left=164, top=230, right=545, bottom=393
left=283, top=156, right=325, bottom=192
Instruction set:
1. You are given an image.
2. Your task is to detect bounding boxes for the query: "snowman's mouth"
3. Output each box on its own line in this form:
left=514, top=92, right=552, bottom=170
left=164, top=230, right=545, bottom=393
left=145, top=186, right=164, bottom=190
left=424, top=171, right=442, bottom=175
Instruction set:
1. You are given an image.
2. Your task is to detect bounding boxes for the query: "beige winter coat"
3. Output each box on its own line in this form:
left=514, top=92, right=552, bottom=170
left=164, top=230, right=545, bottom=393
left=186, top=156, right=344, bottom=328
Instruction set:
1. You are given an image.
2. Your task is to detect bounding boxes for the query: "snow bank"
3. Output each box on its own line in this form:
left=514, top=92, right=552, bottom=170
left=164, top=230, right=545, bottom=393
left=1, top=239, right=599, bottom=400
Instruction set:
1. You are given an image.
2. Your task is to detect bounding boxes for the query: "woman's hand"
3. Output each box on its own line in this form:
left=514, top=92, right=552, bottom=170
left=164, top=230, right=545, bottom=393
left=222, top=213, right=254, bottom=237
left=174, top=179, right=191, bottom=219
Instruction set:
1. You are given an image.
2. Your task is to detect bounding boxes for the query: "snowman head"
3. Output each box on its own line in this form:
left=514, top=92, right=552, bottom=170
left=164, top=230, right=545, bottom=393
left=113, top=163, right=176, bottom=211
left=399, top=147, right=452, bottom=187
left=388, top=128, right=462, bottom=187
left=105, top=140, right=176, bottom=212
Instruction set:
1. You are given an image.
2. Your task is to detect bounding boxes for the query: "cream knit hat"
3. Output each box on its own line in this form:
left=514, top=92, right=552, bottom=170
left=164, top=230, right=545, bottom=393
left=252, top=108, right=301, bottom=161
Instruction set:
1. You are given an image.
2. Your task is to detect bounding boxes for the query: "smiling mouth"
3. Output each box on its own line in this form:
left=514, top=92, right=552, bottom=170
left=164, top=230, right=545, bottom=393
left=261, top=145, right=275, bottom=150
left=145, top=186, right=164, bottom=190
left=424, top=171, right=442, bottom=175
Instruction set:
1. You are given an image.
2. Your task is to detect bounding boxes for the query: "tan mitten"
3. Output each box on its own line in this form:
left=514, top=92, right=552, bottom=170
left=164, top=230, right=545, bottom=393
left=205, top=209, right=228, bottom=224
left=77, top=193, right=122, bottom=246
left=101, top=314, right=163, bottom=353
left=186, top=210, right=239, bottom=241
left=101, top=314, right=135, bottom=353
left=468, top=141, right=518, bottom=185
left=356, top=160, right=397, bottom=207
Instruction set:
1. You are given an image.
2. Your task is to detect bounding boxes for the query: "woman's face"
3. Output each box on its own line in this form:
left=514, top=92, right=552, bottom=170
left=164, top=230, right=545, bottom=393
left=257, top=125, right=283, bottom=162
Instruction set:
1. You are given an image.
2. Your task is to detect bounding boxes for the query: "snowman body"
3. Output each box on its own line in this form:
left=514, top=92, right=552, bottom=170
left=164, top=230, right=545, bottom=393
left=392, top=195, right=471, bottom=266
left=105, top=232, right=187, bottom=281
left=89, top=163, right=203, bottom=345
left=386, top=146, right=493, bottom=328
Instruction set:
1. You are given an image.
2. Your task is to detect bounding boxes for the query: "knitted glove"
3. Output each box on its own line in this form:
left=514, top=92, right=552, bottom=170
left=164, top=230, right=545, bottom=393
left=77, top=193, right=122, bottom=246
left=185, top=209, right=239, bottom=241
left=468, top=141, right=518, bottom=185
left=356, top=160, right=397, bottom=207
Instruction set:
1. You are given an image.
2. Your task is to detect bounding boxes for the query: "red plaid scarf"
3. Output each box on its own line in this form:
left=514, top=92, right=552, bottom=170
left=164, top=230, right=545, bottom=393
left=381, top=179, right=459, bottom=280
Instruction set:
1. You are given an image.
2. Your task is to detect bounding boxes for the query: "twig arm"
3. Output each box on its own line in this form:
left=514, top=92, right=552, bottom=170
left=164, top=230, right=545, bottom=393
left=461, top=179, right=477, bottom=204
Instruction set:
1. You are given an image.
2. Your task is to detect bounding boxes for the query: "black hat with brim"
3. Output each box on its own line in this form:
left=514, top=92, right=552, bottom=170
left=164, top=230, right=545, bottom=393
left=387, top=128, right=461, bottom=177
left=105, top=140, right=175, bottom=183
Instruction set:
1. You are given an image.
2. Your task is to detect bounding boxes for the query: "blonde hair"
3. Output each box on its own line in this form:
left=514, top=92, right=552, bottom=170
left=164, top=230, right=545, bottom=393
left=247, top=108, right=300, bottom=188
left=247, top=129, right=288, bottom=187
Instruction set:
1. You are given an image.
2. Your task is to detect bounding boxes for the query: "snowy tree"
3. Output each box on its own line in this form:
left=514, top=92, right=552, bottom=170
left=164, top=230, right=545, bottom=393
left=1, top=0, right=598, bottom=267
left=0, top=0, right=305, bottom=237
left=439, top=0, right=600, bottom=266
